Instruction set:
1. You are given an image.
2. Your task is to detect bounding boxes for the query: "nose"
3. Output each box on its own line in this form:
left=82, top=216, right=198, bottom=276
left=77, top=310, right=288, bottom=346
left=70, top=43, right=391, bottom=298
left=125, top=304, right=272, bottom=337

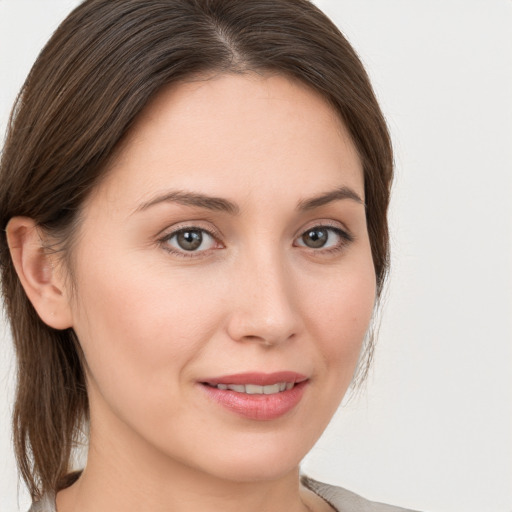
left=225, top=250, right=302, bottom=347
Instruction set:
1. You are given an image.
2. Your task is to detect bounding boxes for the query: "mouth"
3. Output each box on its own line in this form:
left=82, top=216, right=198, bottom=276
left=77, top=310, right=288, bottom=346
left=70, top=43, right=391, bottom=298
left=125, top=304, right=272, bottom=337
left=202, top=381, right=297, bottom=394
left=199, top=372, right=309, bottom=420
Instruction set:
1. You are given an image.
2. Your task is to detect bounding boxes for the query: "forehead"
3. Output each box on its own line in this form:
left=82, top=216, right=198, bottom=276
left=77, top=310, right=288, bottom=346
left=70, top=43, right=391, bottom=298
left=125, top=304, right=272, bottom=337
left=94, top=72, right=364, bottom=212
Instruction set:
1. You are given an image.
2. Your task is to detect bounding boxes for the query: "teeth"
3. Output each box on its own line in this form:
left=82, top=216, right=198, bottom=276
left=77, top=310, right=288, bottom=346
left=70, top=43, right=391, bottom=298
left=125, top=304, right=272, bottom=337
left=263, top=384, right=280, bottom=395
left=227, top=384, right=245, bottom=393
left=214, top=382, right=294, bottom=394
left=245, top=384, right=264, bottom=394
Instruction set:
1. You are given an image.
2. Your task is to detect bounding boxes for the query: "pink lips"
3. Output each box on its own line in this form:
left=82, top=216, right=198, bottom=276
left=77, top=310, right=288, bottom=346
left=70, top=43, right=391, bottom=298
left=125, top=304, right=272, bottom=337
left=199, top=371, right=308, bottom=421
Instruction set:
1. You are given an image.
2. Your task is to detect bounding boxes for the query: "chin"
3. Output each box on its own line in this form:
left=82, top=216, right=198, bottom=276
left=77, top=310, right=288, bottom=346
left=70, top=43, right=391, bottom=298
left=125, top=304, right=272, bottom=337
left=171, top=430, right=316, bottom=484
left=200, top=454, right=302, bottom=484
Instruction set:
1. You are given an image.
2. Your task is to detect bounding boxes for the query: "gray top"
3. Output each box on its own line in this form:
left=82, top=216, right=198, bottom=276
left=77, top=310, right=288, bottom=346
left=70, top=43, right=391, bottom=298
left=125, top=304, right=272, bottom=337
left=301, top=476, right=420, bottom=512
left=29, top=476, right=420, bottom=512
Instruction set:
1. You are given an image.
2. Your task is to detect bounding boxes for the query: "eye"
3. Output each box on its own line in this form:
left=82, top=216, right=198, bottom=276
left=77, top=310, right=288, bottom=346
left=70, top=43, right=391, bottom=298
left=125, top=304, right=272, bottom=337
left=295, top=225, right=352, bottom=251
left=161, top=228, right=219, bottom=254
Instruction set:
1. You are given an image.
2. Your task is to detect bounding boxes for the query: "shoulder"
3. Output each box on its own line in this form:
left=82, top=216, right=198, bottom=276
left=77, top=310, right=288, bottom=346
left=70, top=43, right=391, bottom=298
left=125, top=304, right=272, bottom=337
left=27, top=493, right=56, bottom=512
left=301, top=475, right=421, bottom=512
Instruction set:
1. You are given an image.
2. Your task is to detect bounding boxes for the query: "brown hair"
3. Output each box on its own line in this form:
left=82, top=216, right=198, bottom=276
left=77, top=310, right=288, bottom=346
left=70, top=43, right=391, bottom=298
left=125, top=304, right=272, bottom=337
left=0, top=0, right=393, bottom=500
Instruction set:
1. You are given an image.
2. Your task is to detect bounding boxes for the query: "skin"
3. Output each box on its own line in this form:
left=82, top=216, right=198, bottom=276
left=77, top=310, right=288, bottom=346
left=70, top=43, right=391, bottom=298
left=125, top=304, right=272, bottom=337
left=8, top=73, right=376, bottom=512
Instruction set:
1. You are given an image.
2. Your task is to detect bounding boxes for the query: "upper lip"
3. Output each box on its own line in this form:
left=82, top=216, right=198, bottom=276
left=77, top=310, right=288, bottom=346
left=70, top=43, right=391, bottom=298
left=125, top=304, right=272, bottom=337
left=201, top=371, right=308, bottom=386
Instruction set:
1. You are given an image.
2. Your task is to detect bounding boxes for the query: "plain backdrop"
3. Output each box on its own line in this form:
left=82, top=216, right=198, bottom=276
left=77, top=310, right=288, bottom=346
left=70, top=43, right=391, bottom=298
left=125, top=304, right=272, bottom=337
left=1, top=1, right=511, bottom=511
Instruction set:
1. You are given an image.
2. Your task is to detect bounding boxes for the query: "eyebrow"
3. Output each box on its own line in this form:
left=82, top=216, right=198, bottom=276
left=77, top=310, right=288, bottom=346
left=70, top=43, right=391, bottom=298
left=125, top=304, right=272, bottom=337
left=134, top=185, right=364, bottom=215
left=296, top=186, right=365, bottom=210
left=135, top=190, right=240, bottom=215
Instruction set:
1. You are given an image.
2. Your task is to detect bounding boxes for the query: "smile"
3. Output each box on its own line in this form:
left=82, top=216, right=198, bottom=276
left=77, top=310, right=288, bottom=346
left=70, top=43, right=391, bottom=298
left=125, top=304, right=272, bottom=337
left=199, top=372, right=309, bottom=420
left=205, top=382, right=295, bottom=394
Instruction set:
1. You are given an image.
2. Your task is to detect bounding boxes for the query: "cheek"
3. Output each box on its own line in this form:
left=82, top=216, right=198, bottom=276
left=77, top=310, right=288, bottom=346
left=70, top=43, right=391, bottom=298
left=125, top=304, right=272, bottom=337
left=69, top=251, right=225, bottom=408
left=300, top=258, right=376, bottom=377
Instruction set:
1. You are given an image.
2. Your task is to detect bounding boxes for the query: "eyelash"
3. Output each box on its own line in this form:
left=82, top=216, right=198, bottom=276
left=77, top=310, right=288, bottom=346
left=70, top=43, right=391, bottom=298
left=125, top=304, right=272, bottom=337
left=157, top=222, right=354, bottom=259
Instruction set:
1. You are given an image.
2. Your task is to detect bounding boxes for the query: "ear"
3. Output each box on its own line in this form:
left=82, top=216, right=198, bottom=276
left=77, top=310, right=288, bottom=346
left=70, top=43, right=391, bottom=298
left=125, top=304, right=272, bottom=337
left=6, top=217, right=73, bottom=330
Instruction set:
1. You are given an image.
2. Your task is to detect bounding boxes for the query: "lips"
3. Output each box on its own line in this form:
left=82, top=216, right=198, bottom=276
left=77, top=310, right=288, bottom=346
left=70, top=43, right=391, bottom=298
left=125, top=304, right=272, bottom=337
left=199, top=371, right=308, bottom=420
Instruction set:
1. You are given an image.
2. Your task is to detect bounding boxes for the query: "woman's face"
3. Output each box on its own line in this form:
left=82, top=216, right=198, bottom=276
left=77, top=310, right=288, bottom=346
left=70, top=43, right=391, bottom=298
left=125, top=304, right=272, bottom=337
left=67, top=73, right=376, bottom=482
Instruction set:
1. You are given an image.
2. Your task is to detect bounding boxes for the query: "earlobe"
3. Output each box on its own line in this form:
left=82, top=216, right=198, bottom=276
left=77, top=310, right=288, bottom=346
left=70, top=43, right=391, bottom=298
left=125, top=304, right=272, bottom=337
left=6, top=217, right=73, bottom=330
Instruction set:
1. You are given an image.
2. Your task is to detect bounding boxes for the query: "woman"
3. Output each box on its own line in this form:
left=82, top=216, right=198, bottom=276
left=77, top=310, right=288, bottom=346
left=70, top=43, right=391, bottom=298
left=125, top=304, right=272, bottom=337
left=0, top=1, right=417, bottom=511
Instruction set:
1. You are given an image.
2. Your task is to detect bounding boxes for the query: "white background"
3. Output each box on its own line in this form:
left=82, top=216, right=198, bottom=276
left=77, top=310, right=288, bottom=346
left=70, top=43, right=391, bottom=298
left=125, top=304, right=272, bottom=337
left=1, top=1, right=511, bottom=511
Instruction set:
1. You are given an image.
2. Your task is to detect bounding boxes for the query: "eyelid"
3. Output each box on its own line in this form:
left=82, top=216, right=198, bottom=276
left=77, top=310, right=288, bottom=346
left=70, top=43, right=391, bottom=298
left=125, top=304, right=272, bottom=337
left=295, top=219, right=353, bottom=240
left=156, top=219, right=223, bottom=240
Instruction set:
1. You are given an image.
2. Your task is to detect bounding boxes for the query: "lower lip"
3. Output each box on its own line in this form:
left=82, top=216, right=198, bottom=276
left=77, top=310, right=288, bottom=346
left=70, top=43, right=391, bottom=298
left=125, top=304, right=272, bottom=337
left=199, top=381, right=308, bottom=421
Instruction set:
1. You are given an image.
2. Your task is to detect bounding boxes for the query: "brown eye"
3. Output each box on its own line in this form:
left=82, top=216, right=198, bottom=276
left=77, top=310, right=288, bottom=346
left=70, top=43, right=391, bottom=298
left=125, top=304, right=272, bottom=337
left=301, top=228, right=329, bottom=248
left=295, top=225, right=352, bottom=251
left=176, top=230, right=203, bottom=250
left=164, top=228, right=217, bottom=253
